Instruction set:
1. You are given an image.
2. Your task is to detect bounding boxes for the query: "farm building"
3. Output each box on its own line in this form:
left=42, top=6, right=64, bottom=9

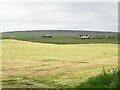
left=79, top=35, right=89, bottom=39
left=41, top=35, right=54, bottom=38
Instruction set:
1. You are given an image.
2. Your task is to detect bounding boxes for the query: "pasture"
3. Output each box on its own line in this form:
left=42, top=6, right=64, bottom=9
left=2, top=38, right=118, bottom=88
left=2, top=30, right=118, bottom=44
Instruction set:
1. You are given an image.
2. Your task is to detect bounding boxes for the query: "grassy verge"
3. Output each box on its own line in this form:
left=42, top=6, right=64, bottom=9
left=77, top=67, right=119, bottom=88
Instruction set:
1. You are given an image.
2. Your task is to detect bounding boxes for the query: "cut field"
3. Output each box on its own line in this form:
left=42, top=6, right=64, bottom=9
left=2, top=39, right=118, bottom=88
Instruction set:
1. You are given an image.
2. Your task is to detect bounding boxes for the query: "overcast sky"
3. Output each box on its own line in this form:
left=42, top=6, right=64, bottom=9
left=0, top=0, right=118, bottom=32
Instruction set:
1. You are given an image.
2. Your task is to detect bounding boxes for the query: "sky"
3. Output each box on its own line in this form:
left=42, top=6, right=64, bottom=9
left=0, top=0, right=118, bottom=32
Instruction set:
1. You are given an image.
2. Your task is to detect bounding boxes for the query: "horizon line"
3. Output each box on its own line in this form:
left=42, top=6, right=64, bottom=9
left=1, top=29, right=118, bottom=33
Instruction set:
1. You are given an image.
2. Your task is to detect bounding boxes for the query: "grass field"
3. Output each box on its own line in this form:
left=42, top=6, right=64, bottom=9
left=2, top=31, right=118, bottom=44
left=77, top=67, right=119, bottom=88
left=2, top=39, right=118, bottom=88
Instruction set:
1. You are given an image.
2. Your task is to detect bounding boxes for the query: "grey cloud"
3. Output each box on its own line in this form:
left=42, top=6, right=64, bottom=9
left=0, top=2, right=118, bottom=32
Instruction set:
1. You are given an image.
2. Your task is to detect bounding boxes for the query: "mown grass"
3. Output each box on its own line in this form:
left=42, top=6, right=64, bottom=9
left=2, top=39, right=118, bottom=88
left=77, top=67, right=119, bottom=88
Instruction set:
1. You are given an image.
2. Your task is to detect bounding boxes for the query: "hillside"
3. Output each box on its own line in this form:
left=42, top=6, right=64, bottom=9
left=1, top=30, right=118, bottom=44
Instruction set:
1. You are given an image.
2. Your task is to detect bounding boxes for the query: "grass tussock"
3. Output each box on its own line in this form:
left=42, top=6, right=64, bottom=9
left=77, top=67, right=119, bottom=88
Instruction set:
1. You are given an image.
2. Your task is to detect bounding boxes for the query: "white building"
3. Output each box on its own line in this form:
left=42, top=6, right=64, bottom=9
left=79, top=35, right=89, bottom=39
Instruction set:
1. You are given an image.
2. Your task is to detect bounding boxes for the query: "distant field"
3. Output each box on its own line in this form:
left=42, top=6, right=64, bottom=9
left=2, top=39, right=118, bottom=88
left=1, top=30, right=118, bottom=44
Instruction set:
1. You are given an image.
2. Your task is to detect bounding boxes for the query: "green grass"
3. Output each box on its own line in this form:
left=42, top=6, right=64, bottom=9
left=2, top=31, right=118, bottom=44
left=2, top=39, right=118, bottom=88
left=77, top=67, right=119, bottom=88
